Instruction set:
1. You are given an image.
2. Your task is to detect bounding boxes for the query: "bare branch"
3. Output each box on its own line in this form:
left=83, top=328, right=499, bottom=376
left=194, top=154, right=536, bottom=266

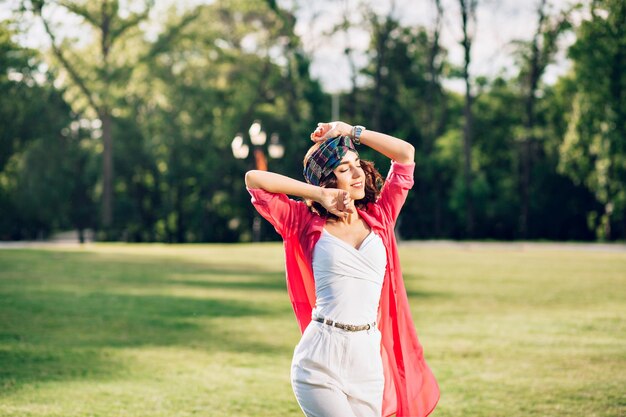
left=58, top=1, right=101, bottom=28
left=110, top=9, right=150, bottom=41
left=140, top=10, right=199, bottom=63
left=35, top=5, right=101, bottom=115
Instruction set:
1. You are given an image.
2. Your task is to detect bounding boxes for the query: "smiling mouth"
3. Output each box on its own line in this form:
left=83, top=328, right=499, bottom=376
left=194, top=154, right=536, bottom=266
left=351, top=181, right=363, bottom=188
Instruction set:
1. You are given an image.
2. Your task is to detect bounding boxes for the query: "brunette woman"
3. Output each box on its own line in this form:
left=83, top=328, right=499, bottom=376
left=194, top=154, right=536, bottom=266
left=245, top=121, right=439, bottom=417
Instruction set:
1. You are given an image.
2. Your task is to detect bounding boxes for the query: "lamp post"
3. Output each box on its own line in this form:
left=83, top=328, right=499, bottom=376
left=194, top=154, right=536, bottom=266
left=232, top=120, right=284, bottom=242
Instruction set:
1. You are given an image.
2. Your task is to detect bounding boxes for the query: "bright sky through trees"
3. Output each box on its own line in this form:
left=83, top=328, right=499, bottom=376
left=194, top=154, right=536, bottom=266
left=3, top=0, right=578, bottom=92
left=292, top=0, right=577, bottom=92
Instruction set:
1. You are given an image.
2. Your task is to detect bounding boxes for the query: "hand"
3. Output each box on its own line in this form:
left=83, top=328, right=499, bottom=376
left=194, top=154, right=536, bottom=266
left=310, top=121, right=353, bottom=143
left=318, top=188, right=354, bottom=218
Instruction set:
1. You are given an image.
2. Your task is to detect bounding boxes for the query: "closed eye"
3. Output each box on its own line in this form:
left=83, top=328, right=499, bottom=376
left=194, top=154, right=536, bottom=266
left=339, top=160, right=362, bottom=172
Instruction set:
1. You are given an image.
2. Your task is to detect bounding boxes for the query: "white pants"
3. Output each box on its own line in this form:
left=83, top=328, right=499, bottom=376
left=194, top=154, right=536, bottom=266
left=290, top=320, right=384, bottom=417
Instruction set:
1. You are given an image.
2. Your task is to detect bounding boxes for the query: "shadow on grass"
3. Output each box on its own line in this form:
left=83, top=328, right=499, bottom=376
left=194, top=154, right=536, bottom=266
left=0, top=249, right=293, bottom=392
left=0, top=345, right=126, bottom=392
left=1, top=249, right=289, bottom=291
left=400, top=273, right=449, bottom=300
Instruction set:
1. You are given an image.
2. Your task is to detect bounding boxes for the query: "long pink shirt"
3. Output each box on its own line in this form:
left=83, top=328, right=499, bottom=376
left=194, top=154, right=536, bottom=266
left=247, top=160, right=440, bottom=417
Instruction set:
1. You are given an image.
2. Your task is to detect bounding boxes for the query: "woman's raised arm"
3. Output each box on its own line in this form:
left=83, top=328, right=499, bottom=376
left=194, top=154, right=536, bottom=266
left=245, top=170, right=322, bottom=200
left=312, top=122, right=415, bottom=164
left=245, top=170, right=353, bottom=218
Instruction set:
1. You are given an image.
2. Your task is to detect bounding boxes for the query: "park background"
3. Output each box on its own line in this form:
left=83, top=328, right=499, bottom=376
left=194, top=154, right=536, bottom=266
left=1, top=0, right=625, bottom=416
left=1, top=0, right=625, bottom=243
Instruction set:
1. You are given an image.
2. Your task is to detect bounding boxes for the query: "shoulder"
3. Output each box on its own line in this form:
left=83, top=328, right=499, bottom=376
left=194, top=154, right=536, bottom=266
left=247, top=187, right=315, bottom=237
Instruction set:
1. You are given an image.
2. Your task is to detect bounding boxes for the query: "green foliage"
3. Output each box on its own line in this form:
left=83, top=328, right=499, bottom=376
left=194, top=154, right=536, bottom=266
left=102, top=0, right=326, bottom=242
left=0, top=21, right=49, bottom=171
left=558, top=0, right=626, bottom=240
left=344, top=13, right=459, bottom=239
left=0, top=20, right=96, bottom=239
left=2, top=1, right=624, bottom=241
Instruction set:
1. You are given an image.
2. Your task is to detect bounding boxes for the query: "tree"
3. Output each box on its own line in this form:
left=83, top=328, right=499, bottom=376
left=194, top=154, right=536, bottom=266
left=458, top=0, right=478, bottom=238
left=117, top=0, right=325, bottom=242
left=513, top=0, right=572, bottom=238
left=23, top=0, right=154, bottom=229
left=343, top=4, right=453, bottom=239
left=421, top=0, right=448, bottom=237
left=0, top=19, right=95, bottom=240
left=559, top=0, right=626, bottom=240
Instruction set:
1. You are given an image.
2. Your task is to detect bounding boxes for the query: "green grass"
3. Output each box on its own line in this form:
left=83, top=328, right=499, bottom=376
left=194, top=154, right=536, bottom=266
left=0, top=243, right=624, bottom=417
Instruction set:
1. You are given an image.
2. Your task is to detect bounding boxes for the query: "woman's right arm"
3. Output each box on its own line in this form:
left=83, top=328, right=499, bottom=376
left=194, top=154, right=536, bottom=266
left=245, top=170, right=352, bottom=218
left=245, top=170, right=322, bottom=201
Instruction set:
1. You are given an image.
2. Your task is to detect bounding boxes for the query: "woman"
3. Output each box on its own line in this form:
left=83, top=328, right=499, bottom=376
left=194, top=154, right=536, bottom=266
left=245, top=121, right=439, bottom=417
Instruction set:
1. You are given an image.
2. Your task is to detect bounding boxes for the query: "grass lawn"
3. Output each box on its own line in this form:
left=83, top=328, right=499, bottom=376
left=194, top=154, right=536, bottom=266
left=0, top=243, right=624, bottom=417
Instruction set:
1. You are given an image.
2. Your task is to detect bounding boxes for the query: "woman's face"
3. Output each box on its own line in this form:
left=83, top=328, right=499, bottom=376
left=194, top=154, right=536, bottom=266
left=332, top=150, right=366, bottom=200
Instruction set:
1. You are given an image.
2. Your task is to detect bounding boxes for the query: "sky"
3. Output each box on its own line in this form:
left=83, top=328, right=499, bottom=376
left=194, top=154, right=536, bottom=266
left=292, top=0, right=579, bottom=93
left=2, top=0, right=581, bottom=93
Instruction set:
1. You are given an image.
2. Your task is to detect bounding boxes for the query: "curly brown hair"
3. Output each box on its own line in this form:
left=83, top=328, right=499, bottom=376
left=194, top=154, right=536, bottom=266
left=303, top=145, right=384, bottom=220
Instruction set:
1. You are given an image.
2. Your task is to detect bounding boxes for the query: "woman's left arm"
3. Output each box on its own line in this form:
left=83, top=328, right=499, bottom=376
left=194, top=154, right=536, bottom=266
left=312, top=121, right=415, bottom=163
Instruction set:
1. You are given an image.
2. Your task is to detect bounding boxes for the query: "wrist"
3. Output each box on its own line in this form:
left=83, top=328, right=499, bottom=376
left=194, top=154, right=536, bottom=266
left=315, top=187, right=328, bottom=203
left=351, top=125, right=366, bottom=145
left=307, top=185, right=324, bottom=203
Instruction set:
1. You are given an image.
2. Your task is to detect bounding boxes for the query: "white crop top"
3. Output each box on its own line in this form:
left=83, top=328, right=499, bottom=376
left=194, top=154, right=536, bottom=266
left=311, top=228, right=387, bottom=324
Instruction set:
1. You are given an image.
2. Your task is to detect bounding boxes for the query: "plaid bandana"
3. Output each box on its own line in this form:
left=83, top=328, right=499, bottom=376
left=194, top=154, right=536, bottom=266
left=303, top=135, right=358, bottom=186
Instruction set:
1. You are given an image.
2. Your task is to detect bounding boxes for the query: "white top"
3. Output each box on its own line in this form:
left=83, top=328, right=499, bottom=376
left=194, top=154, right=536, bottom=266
left=311, top=228, right=387, bottom=324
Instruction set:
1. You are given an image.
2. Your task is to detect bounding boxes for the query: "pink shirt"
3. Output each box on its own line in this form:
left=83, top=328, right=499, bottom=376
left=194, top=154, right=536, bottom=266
left=247, top=160, right=440, bottom=417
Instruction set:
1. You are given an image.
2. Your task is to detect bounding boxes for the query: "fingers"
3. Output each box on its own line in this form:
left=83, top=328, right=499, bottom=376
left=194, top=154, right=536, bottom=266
left=338, top=191, right=346, bottom=210
left=317, top=123, right=334, bottom=139
left=336, top=191, right=353, bottom=217
left=324, top=122, right=338, bottom=140
left=330, top=209, right=351, bottom=218
left=330, top=209, right=347, bottom=218
left=310, top=125, right=328, bottom=142
left=311, top=122, right=344, bottom=142
left=320, top=188, right=354, bottom=218
left=329, top=196, right=347, bottom=218
left=342, top=191, right=353, bottom=212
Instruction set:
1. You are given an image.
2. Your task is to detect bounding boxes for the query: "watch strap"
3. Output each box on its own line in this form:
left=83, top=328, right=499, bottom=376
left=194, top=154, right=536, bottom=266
left=352, top=125, right=366, bottom=145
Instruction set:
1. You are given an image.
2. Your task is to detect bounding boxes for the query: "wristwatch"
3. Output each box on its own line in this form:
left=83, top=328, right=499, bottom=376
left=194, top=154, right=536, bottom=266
left=352, top=125, right=366, bottom=145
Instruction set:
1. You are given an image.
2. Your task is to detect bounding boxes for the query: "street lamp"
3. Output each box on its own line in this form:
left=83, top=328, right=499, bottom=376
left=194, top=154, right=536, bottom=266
left=268, top=133, right=285, bottom=159
left=231, top=134, right=249, bottom=159
left=232, top=120, right=284, bottom=242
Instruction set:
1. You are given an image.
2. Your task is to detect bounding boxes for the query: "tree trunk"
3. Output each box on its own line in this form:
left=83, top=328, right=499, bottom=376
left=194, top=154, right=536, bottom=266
left=371, top=15, right=393, bottom=131
left=460, top=0, right=476, bottom=238
left=34, top=1, right=152, bottom=231
left=462, top=90, right=474, bottom=238
left=520, top=0, right=547, bottom=239
left=175, top=184, right=185, bottom=243
left=340, top=7, right=359, bottom=119
left=434, top=171, right=443, bottom=237
left=101, top=111, right=113, bottom=226
left=425, top=0, right=444, bottom=154
left=427, top=0, right=445, bottom=238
